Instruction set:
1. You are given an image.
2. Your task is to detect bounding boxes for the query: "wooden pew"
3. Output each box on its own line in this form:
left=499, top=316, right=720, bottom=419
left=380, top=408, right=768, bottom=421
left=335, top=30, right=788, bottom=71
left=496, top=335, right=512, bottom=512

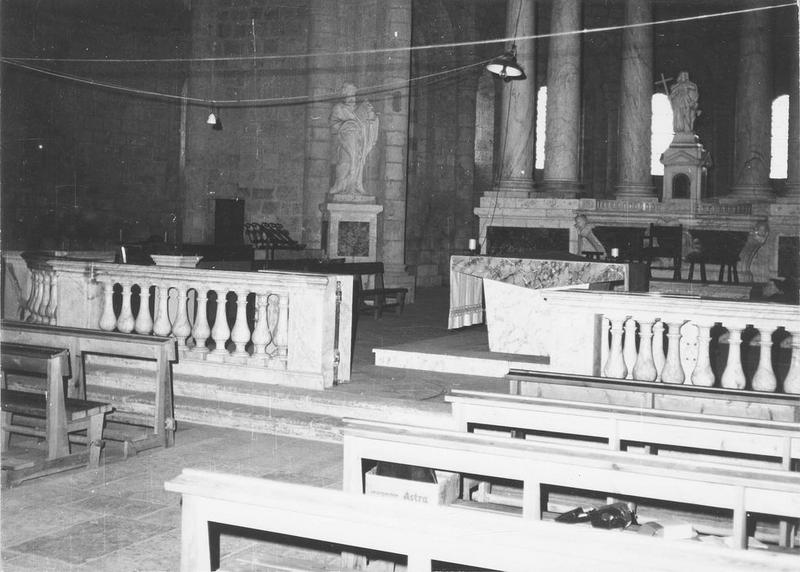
left=507, top=369, right=800, bottom=422
left=342, top=418, right=800, bottom=550
left=446, top=389, right=800, bottom=470
left=1, top=320, right=177, bottom=453
left=165, top=468, right=800, bottom=572
left=1, top=342, right=112, bottom=483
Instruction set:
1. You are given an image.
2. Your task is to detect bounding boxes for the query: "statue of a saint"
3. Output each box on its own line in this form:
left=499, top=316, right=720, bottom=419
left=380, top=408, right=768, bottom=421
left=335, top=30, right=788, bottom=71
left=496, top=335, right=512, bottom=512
left=329, top=83, right=379, bottom=195
left=669, top=71, right=700, bottom=133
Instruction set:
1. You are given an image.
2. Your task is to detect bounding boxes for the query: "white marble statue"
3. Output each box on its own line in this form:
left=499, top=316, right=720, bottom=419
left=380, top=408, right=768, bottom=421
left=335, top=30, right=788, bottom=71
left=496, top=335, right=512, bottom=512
left=669, top=71, right=700, bottom=133
left=329, top=83, right=379, bottom=195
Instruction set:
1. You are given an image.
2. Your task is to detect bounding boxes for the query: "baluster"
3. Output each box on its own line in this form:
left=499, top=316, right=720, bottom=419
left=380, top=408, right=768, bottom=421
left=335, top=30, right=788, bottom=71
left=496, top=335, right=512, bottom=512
left=251, top=294, right=269, bottom=356
left=690, top=322, right=715, bottom=387
left=603, top=316, right=628, bottom=379
left=720, top=325, right=746, bottom=390
left=652, top=320, right=665, bottom=382
left=622, top=318, right=637, bottom=379
left=275, top=292, right=289, bottom=359
left=99, top=281, right=117, bottom=331
left=784, top=331, right=800, bottom=394
left=134, top=284, right=154, bottom=334
left=44, top=274, right=58, bottom=324
left=116, top=283, right=135, bottom=333
left=661, top=321, right=686, bottom=384
left=171, top=286, right=191, bottom=348
left=266, top=293, right=280, bottom=355
left=751, top=327, right=777, bottom=392
left=153, top=285, right=172, bottom=337
left=230, top=290, right=250, bottom=357
left=27, top=271, right=43, bottom=322
left=191, top=288, right=211, bottom=353
left=36, top=272, right=52, bottom=324
left=211, top=289, right=231, bottom=355
left=22, top=270, right=37, bottom=321
left=632, top=318, right=657, bottom=381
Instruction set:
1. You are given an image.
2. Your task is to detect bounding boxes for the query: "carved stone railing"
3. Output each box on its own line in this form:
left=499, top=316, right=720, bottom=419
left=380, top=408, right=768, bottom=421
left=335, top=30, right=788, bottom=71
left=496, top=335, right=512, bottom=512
left=542, top=290, right=800, bottom=395
left=8, top=257, right=353, bottom=390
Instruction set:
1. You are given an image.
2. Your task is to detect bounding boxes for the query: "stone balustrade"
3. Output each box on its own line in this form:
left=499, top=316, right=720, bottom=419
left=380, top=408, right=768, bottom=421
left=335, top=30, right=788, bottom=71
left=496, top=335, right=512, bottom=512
left=544, top=290, right=799, bottom=395
left=4, top=255, right=353, bottom=389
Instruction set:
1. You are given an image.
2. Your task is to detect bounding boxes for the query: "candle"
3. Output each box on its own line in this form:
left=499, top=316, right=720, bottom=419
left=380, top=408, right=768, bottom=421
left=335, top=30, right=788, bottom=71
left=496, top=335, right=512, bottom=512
left=611, top=248, right=619, bottom=258
left=121, top=246, right=127, bottom=264
left=468, top=239, right=477, bottom=251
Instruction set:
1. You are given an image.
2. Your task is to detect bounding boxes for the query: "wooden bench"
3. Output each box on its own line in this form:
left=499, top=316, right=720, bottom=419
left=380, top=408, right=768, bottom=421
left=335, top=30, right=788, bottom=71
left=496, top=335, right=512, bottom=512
left=507, top=369, right=800, bottom=422
left=1, top=343, right=112, bottom=482
left=1, top=320, right=177, bottom=453
left=446, top=389, right=800, bottom=470
left=165, top=468, right=800, bottom=572
left=342, top=418, right=800, bottom=550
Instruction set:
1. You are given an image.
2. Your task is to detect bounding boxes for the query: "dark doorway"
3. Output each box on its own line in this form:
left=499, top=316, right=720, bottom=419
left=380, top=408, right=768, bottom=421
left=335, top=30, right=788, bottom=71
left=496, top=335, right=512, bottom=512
left=215, top=199, right=244, bottom=245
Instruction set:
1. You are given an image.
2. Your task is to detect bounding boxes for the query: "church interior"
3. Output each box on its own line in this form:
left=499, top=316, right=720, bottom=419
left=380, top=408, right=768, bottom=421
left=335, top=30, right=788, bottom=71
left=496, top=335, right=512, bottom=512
left=1, top=0, right=800, bottom=570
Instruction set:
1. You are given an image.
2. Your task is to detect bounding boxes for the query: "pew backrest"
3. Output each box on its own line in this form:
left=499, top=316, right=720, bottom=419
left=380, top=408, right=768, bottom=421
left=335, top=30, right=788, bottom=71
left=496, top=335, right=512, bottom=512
left=165, top=468, right=800, bottom=572
left=342, top=418, right=800, bottom=549
left=446, top=389, right=800, bottom=469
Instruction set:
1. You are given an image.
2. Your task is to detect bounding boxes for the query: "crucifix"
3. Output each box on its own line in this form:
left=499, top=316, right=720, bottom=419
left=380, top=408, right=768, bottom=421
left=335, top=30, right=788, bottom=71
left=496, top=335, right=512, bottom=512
left=655, top=73, right=673, bottom=95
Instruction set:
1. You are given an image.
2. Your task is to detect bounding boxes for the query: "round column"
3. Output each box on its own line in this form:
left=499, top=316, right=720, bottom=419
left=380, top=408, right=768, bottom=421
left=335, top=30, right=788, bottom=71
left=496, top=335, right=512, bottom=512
left=614, top=0, right=656, bottom=201
left=784, top=32, right=800, bottom=201
left=491, top=0, right=536, bottom=197
left=728, top=5, right=773, bottom=202
left=542, top=0, right=582, bottom=198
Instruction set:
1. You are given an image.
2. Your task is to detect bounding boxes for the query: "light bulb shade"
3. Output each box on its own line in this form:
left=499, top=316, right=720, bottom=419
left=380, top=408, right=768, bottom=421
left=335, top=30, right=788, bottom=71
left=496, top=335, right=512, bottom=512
left=206, top=112, right=217, bottom=125
left=486, top=51, right=526, bottom=82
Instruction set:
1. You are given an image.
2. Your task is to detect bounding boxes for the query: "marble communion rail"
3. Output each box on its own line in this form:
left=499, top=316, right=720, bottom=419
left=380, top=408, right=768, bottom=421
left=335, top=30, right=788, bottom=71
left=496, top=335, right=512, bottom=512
left=5, top=253, right=353, bottom=389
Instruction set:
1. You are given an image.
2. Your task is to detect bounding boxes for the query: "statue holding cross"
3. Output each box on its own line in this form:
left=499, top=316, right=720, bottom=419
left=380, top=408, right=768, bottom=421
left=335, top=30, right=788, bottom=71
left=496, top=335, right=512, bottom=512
left=668, top=71, right=700, bottom=133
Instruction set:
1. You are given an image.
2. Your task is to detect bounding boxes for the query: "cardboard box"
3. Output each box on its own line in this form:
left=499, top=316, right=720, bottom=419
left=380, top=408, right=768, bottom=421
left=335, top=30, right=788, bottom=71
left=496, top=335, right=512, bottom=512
left=364, top=466, right=460, bottom=505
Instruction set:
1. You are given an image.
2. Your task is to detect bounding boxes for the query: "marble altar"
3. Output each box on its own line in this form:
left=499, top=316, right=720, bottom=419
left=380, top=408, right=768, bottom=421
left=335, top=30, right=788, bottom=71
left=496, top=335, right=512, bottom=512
left=448, top=254, right=645, bottom=359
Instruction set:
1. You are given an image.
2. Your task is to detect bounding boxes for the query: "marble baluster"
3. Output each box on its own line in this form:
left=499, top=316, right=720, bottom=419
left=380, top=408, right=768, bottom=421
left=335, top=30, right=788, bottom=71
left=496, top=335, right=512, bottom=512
left=751, top=327, right=777, bottom=392
left=99, top=281, right=117, bottom=331
left=171, top=286, right=191, bottom=348
left=134, top=284, right=154, bottom=335
left=275, top=293, right=289, bottom=360
left=251, top=294, right=269, bottom=356
left=782, top=331, right=800, bottom=394
left=652, top=320, right=665, bottom=381
left=230, top=290, right=251, bottom=357
left=44, top=275, right=57, bottom=324
left=632, top=318, right=657, bottom=381
left=116, top=283, right=135, bottom=333
left=720, top=326, right=746, bottom=390
left=690, top=323, right=716, bottom=387
left=153, top=285, right=172, bottom=337
left=661, top=321, right=685, bottom=384
left=603, top=316, right=628, bottom=379
left=27, top=271, right=44, bottom=322
left=37, top=272, right=52, bottom=324
left=622, top=318, right=638, bottom=379
left=265, top=293, right=280, bottom=356
left=191, top=288, right=211, bottom=353
left=211, top=289, right=231, bottom=356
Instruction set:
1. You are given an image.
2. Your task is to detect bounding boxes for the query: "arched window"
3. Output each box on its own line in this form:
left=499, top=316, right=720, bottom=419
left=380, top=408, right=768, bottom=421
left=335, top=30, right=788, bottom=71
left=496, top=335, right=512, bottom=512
left=771, top=94, right=789, bottom=179
left=651, top=93, right=673, bottom=176
left=535, top=86, right=547, bottom=170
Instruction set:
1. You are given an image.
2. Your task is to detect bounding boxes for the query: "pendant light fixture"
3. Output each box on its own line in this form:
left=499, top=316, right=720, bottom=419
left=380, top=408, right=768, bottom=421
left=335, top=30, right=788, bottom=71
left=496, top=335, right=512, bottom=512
left=487, top=0, right=527, bottom=82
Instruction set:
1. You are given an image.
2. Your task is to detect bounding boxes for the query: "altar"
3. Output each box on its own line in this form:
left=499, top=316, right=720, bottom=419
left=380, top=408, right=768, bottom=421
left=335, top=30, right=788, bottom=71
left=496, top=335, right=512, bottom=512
left=449, top=253, right=647, bottom=362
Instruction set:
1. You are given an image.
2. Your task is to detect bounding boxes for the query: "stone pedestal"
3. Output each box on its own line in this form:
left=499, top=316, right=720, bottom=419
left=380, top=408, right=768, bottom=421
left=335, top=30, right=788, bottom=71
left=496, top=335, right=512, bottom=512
left=322, top=200, right=383, bottom=262
left=661, top=135, right=711, bottom=202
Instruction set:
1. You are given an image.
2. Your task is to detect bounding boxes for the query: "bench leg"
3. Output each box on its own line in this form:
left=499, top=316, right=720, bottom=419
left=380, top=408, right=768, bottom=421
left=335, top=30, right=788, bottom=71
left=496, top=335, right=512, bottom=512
left=86, top=413, right=106, bottom=468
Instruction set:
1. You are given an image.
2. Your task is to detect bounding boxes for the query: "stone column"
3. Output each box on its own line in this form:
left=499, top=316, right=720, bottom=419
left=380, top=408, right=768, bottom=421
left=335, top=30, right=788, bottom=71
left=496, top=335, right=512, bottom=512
left=379, top=0, right=416, bottom=298
left=302, top=0, right=340, bottom=248
left=491, top=0, right=536, bottom=198
left=542, top=0, right=582, bottom=198
left=614, top=0, right=656, bottom=201
left=784, top=33, right=800, bottom=202
left=728, top=5, right=773, bottom=202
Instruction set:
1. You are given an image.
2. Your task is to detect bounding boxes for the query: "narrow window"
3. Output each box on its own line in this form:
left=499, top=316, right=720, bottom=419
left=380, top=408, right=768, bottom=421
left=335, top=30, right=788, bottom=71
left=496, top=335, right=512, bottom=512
left=770, top=94, right=789, bottom=179
left=651, top=93, right=673, bottom=176
left=535, top=86, right=547, bottom=170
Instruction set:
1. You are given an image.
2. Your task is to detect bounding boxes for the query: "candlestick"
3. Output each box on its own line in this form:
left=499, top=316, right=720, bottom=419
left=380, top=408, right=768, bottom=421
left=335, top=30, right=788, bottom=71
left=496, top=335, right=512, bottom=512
left=468, top=239, right=477, bottom=251
left=611, top=248, right=619, bottom=259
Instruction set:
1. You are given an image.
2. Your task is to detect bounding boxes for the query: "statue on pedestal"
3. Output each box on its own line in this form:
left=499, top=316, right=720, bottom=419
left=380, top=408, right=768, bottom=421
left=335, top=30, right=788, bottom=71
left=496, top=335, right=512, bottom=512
left=329, top=83, right=379, bottom=196
left=669, top=71, right=700, bottom=134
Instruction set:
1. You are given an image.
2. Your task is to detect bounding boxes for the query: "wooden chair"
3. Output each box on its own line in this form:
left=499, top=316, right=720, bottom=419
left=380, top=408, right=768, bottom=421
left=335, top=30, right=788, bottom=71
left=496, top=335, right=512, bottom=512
left=642, top=224, right=683, bottom=280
